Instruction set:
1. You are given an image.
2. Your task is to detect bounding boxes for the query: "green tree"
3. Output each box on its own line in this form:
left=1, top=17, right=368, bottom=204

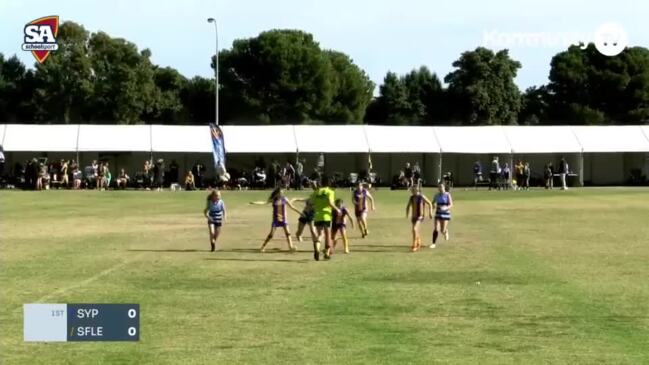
left=0, top=54, right=36, bottom=123
left=218, top=29, right=332, bottom=124
left=519, top=86, right=549, bottom=125
left=145, top=66, right=187, bottom=123
left=88, top=32, right=158, bottom=123
left=365, top=67, right=443, bottom=125
left=180, top=76, right=215, bottom=124
left=32, top=21, right=93, bottom=123
left=444, top=47, right=522, bottom=125
left=319, top=51, right=374, bottom=123
left=548, top=43, right=649, bottom=124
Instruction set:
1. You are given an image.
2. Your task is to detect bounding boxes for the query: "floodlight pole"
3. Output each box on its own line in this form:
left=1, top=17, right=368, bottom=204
left=207, top=18, right=219, bottom=126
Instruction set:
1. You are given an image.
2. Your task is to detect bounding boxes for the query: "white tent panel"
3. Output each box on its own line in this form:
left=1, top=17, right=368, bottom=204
left=503, top=126, right=581, bottom=153
left=221, top=125, right=296, bottom=153
left=3, top=124, right=78, bottom=151
left=365, top=126, right=440, bottom=153
left=640, top=126, right=649, bottom=148
left=151, top=125, right=211, bottom=153
left=78, top=125, right=151, bottom=152
left=0, top=124, right=6, bottom=146
left=572, top=126, right=649, bottom=152
left=294, top=125, right=368, bottom=153
left=434, top=126, right=511, bottom=154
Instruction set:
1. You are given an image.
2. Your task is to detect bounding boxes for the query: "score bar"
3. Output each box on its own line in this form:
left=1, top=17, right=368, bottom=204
left=24, top=304, right=139, bottom=342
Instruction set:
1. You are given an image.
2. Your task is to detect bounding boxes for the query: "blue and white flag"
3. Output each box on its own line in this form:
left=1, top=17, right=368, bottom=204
left=210, top=123, right=229, bottom=182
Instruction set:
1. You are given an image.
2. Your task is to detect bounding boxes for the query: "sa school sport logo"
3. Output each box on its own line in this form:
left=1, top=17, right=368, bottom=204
left=22, top=16, right=59, bottom=63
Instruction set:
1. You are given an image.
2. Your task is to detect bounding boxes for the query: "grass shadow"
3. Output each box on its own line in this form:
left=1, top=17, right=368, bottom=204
left=127, top=249, right=202, bottom=253
left=204, top=257, right=310, bottom=264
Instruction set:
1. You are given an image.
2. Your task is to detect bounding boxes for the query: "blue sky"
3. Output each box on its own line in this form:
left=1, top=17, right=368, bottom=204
left=1, top=0, right=647, bottom=91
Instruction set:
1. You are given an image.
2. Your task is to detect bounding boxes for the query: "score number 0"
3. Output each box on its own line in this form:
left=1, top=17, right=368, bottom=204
left=128, top=308, right=137, bottom=337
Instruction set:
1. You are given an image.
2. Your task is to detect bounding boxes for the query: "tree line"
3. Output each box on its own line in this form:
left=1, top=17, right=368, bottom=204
left=1, top=21, right=648, bottom=125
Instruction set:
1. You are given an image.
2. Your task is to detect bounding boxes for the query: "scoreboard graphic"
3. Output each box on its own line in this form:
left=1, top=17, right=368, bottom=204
left=24, top=304, right=139, bottom=342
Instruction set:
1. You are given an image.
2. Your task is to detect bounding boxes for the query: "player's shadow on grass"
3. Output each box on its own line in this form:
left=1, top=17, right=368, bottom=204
left=223, top=248, right=288, bottom=254
left=205, top=257, right=310, bottom=264
left=346, top=244, right=408, bottom=253
left=365, top=271, right=543, bottom=285
left=127, top=249, right=202, bottom=253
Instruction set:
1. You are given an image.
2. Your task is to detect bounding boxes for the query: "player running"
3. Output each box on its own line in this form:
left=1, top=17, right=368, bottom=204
left=332, top=199, right=354, bottom=254
left=250, top=187, right=301, bottom=252
left=311, top=175, right=340, bottom=261
left=204, top=190, right=226, bottom=252
left=352, top=181, right=375, bottom=238
left=405, top=186, right=433, bottom=252
left=431, top=183, right=454, bottom=248
left=293, top=181, right=319, bottom=243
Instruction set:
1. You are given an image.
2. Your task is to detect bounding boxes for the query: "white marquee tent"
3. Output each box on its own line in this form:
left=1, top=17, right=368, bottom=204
left=2, top=124, right=649, bottom=186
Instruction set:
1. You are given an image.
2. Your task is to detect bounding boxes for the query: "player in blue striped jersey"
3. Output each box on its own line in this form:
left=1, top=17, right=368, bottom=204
left=431, top=183, right=454, bottom=248
left=204, top=190, right=226, bottom=252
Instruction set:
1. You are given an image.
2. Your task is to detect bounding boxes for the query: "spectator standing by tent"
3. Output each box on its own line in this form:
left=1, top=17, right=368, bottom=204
left=60, top=159, right=69, bottom=188
left=192, top=162, right=205, bottom=189
left=154, top=159, right=165, bottom=191
left=501, top=163, right=511, bottom=190
left=169, top=160, right=179, bottom=184
left=413, top=162, right=422, bottom=186
left=283, top=161, right=295, bottom=189
left=317, top=153, right=325, bottom=175
left=473, top=161, right=483, bottom=186
left=559, top=157, right=569, bottom=190
left=522, top=162, right=531, bottom=190
left=515, top=160, right=524, bottom=190
left=489, top=156, right=500, bottom=190
left=404, top=162, right=414, bottom=187
left=295, top=158, right=304, bottom=190
left=544, top=162, right=554, bottom=189
left=270, top=160, right=280, bottom=188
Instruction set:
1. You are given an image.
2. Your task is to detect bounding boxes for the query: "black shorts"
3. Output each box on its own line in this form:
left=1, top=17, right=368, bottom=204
left=314, top=221, right=331, bottom=228
left=298, top=212, right=315, bottom=224
left=208, top=220, right=222, bottom=228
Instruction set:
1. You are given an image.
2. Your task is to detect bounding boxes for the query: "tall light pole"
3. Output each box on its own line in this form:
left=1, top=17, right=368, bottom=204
left=207, top=17, right=219, bottom=126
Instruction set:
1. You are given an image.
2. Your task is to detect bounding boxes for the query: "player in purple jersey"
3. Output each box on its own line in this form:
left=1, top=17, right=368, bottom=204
left=351, top=181, right=375, bottom=238
left=250, top=187, right=301, bottom=252
left=331, top=199, right=354, bottom=254
left=405, top=186, right=433, bottom=252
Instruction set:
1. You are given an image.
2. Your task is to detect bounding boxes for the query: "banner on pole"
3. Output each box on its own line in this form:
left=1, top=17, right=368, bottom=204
left=210, top=123, right=229, bottom=182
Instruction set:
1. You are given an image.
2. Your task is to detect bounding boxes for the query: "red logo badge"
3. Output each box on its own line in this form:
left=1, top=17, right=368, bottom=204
left=22, top=16, right=59, bottom=64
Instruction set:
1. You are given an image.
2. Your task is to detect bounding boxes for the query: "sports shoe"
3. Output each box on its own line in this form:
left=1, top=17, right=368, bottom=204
left=210, top=242, right=215, bottom=252
left=429, top=244, right=436, bottom=249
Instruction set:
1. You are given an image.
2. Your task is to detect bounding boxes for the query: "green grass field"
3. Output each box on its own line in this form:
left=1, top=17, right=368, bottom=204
left=2, top=188, right=649, bottom=364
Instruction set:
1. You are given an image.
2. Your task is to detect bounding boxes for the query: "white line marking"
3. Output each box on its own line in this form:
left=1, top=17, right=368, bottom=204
left=14, top=255, right=141, bottom=313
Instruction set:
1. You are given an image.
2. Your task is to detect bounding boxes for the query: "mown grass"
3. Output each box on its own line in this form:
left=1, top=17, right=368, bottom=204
left=1, top=187, right=649, bottom=364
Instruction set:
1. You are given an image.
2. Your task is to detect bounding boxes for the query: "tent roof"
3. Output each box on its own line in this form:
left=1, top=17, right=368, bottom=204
left=78, top=125, right=151, bottom=152
left=152, top=125, right=212, bottom=153
left=2, top=124, right=649, bottom=155
left=294, top=125, right=368, bottom=153
left=434, top=126, right=511, bottom=154
left=3, top=124, right=78, bottom=152
left=365, top=125, right=440, bottom=153
left=572, top=126, right=649, bottom=152
left=221, top=125, right=297, bottom=153
left=503, top=126, right=582, bottom=153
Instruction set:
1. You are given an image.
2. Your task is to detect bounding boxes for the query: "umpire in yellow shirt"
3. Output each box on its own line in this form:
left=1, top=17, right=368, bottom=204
left=311, top=175, right=340, bottom=261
